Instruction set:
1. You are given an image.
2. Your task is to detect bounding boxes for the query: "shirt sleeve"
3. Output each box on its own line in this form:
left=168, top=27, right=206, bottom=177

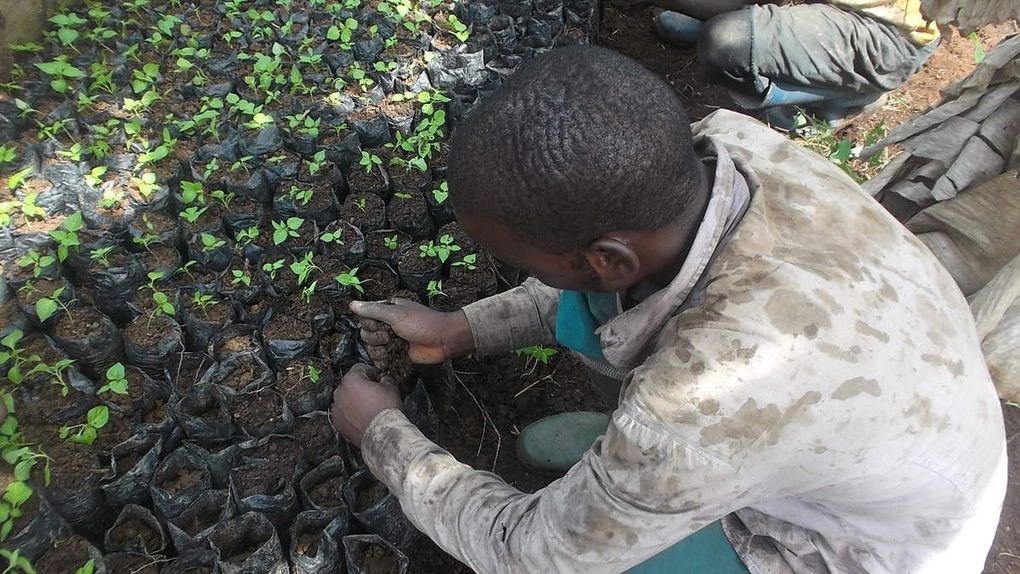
left=460, top=277, right=561, bottom=357
left=360, top=402, right=755, bottom=574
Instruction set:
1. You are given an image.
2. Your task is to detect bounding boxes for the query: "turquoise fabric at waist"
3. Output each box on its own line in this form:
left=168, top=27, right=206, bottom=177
left=555, top=290, right=620, bottom=361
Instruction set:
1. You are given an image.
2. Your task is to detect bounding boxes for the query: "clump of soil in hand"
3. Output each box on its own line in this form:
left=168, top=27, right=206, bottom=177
left=109, top=518, right=161, bottom=549
left=234, top=437, right=302, bottom=498
left=355, top=481, right=390, bottom=513
left=229, top=391, right=285, bottom=431
left=361, top=543, right=400, bottom=574
left=34, top=536, right=93, bottom=573
left=340, top=192, right=387, bottom=232
left=310, top=475, right=347, bottom=508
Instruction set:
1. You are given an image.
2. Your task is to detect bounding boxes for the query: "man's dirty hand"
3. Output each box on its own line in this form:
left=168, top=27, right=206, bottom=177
left=331, top=363, right=402, bottom=449
left=350, top=299, right=475, bottom=364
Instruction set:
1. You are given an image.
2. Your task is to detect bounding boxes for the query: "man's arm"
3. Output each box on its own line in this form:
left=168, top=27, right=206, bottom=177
left=460, top=277, right=561, bottom=357
left=361, top=403, right=756, bottom=573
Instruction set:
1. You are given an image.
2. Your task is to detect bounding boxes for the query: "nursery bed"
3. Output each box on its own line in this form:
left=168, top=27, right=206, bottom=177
left=0, top=0, right=599, bottom=571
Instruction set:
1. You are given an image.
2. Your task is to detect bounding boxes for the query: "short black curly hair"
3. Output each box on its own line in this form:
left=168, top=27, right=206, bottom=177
left=447, top=45, right=704, bottom=251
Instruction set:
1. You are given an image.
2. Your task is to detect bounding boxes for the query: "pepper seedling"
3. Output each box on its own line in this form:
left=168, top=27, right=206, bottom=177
left=231, top=269, right=253, bottom=287
left=35, top=286, right=75, bottom=324
left=29, top=358, right=76, bottom=397
left=200, top=233, right=226, bottom=252
left=263, top=259, right=285, bottom=281
left=384, top=235, right=399, bottom=250
left=90, top=246, right=114, bottom=268
left=97, top=363, right=129, bottom=396
left=272, top=217, right=304, bottom=245
left=336, top=267, right=365, bottom=294
left=49, top=212, right=84, bottom=262
left=359, top=151, right=383, bottom=174
left=290, top=252, right=319, bottom=286
left=16, top=250, right=55, bottom=278
left=190, top=292, right=219, bottom=319
left=0, top=331, right=40, bottom=385
left=59, top=405, right=110, bottom=446
left=419, top=234, right=461, bottom=263
left=452, top=253, right=478, bottom=270
left=300, top=280, right=318, bottom=304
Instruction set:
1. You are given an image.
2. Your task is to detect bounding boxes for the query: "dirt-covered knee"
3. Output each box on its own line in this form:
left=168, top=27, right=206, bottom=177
left=697, top=11, right=753, bottom=85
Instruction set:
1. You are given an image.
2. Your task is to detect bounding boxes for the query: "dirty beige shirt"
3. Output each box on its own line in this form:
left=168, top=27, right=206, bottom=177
left=360, top=110, right=1007, bottom=574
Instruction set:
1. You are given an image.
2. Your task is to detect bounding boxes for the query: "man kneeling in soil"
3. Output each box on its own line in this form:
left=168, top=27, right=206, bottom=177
left=331, top=46, right=1006, bottom=573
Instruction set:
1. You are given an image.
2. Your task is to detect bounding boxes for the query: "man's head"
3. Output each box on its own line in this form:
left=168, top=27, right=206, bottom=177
left=448, top=45, right=706, bottom=292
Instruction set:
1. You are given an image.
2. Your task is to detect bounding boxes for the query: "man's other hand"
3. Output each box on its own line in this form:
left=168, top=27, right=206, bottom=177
left=331, top=364, right=402, bottom=448
left=350, top=299, right=475, bottom=364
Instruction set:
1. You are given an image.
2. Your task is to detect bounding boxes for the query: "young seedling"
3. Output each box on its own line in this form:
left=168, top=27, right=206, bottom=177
left=211, top=190, right=235, bottom=210
left=191, top=292, right=218, bottom=319
left=303, top=364, right=323, bottom=384
left=34, top=56, right=85, bottom=94
left=16, top=250, right=55, bottom=278
left=300, top=281, right=318, bottom=304
left=307, top=150, right=328, bottom=177
left=141, top=271, right=166, bottom=292
left=231, top=269, right=253, bottom=287
left=516, top=345, right=558, bottom=366
left=49, top=212, right=84, bottom=262
left=289, top=185, right=313, bottom=206
left=200, top=233, right=226, bottom=252
left=0, top=547, right=35, bottom=572
left=179, top=206, right=208, bottom=225
left=28, top=358, right=76, bottom=397
left=90, top=246, right=114, bottom=268
left=177, top=260, right=198, bottom=279
left=236, top=226, right=259, bottom=246
left=359, top=151, right=382, bottom=174
left=132, top=232, right=161, bottom=253
left=262, top=259, right=285, bottom=280
left=35, top=287, right=74, bottom=324
left=426, top=280, right=445, bottom=300
left=0, top=331, right=40, bottom=385
left=383, top=235, right=399, bottom=250
left=443, top=14, right=471, bottom=43
left=336, top=267, right=365, bottom=294
left=97, top=363, right=129, bottom=396
left=319, top=227, right=344, bottom=244
left=354, top=198, right=367, bottom=212
left=419, top=234, right=461, bottom=263
left=59, top=405, right=110, bottom=446
left=452, top=253, right=478, bottom=270
left=180, top=180, right=206, bottom=205
left=272, top=217, right=304, bottom=245
left=148, top=291, right=176, bottom=329
left=289, top=252, right=319, bottom=286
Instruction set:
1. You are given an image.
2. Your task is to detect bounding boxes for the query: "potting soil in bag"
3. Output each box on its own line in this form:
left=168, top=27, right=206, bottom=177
left=343, top=468, right=418, bottom=549
left=166, top=488, right=235, bottom=553
left=151, top=444, right=216, bottom=519
left=103, top=504, right=168, bottom=555
left=289, top=508, right=352, bottom=574
left=342, top=534, right=409, bottom=574
left=207, top=511, right=289, bottom=574
left=100, top=432, right=167, bottom=508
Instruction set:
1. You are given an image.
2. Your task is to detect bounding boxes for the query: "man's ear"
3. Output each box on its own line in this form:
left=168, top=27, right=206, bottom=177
left=582, top=237, right=641, bottom=291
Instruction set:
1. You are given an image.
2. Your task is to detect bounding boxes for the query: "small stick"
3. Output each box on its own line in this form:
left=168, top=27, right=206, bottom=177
left=452, top=369, right=502, bottom=471
left=513, top=362, right=562, bottom=398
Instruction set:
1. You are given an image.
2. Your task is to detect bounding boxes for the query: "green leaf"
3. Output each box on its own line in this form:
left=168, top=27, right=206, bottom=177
left=327, top=25, right=341, bottom=40
left=105, top=362, right=125, bottom=381
left=87, top=405, right=109, bottom=428
left=4, top=481, right=32, bottom=506
left=36, top=298, right=58, bottom=323
left=64, top=212, right=83, bottom=232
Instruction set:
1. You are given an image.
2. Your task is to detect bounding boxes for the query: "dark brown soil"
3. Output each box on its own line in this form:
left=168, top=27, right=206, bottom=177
left=365, top=230, right=409, bottom=261
left=219, top=353, right=268, bottom=392
left=436, top=222, right=479, bottom=255
left=283, top=180, right=336, bottom=212
left=184, top=296, right=232, bottom=324
left=229, top=390, right=285, bottom=432
left=54, top=305, right=109, bottom=343
left=361, top=543, right=401, bottom=574
left=179, top=503, right=222, bottom=536
left=34, top=535, right=93, bottom=574
left=109, top=517, right=161, bottom=550
left=125, top=312, right=180, bottom=350
left=102, top=366, right=143, bottom=412
left=141, top=398, right=167, bottom=424
left=47, top=441, right=104, bottom=492
left=428, top=279, right=477, bottom=313
left=398, top=242, right=442, bottom=276
left=138, top=243, right=181, bottom=269
left=389, top=168, right=432, bottom=195
left=355, top=480, right=390, bottom=513
left=135, top=211, right=178, bottom=235
left=293, top=415, right=338, bottom=467
left=278, top=358, right=329, bottom=403
left=216, top=333, right=261, bottom=359
left=115, top=448, right=144, bottom=477
left=163, top=467, right=207, bottom=493
left=17, top=276, right=65, bottom=306
left=348, top=105, right=382, bottom=122
left=167, top=354, right=214, bottom=393
left=234, top=436, right=302, bottom=497
left=359, top=265, right=400, bottom=301
left=310, top=474, right=347, bottom=509
left=341, top=192, right=388, bottom=232
left=263, top=312, right=314, bottom=341
left=86, top=246, right=135, bottom=273
left=365, top=327, right=413, bottom=391
left=387, top=192, right=431, bottom=235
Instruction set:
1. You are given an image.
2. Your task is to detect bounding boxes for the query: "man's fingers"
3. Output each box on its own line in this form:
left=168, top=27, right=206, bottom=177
left=350, top=299, right=410, bottom=325
left=346, top=363, right=379, bottom=381
left=360, top=329, right=391, bottom=346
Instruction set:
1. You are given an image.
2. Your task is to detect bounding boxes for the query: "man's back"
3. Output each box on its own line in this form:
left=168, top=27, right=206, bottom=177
left=628, top=110, right=1007, bottom=571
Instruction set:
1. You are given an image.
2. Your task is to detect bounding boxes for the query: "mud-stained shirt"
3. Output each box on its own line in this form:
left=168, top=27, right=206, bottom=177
left=360, top=110, right=1007, bottom=574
